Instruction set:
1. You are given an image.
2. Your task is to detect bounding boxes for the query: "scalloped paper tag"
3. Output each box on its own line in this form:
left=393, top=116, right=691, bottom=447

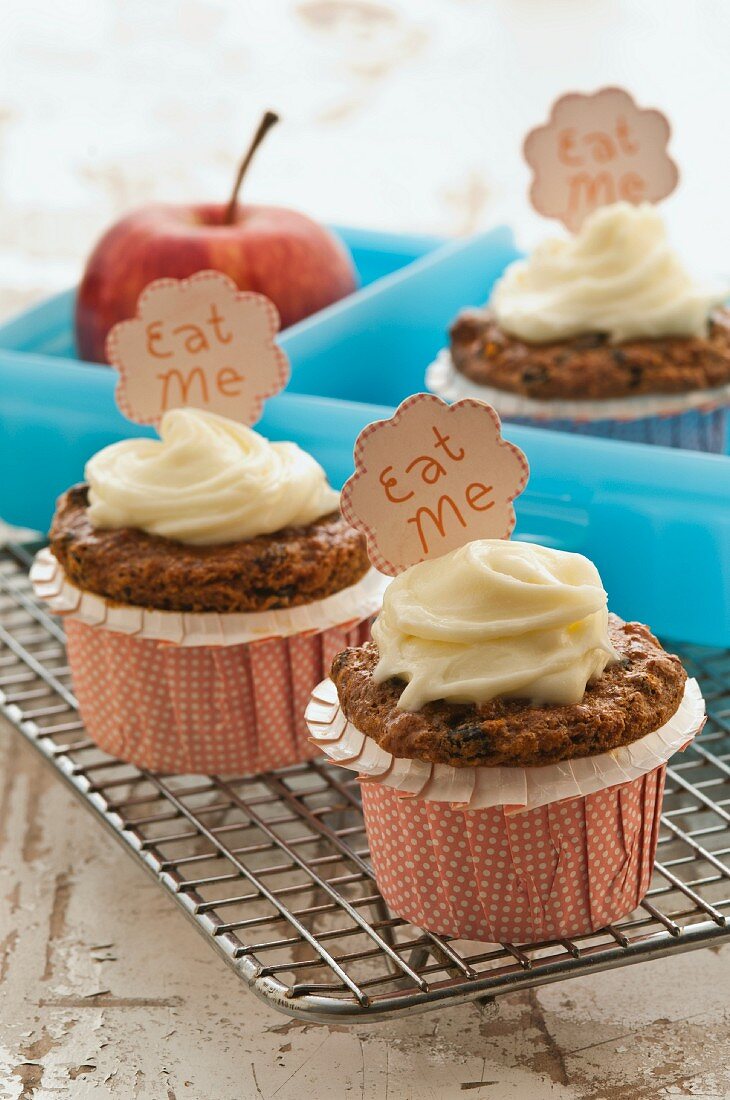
left=524, top=86, right=679, bottom=232
left=341, top=394, right=529, bottom=576
left=106, top=270, right=290, bottom=427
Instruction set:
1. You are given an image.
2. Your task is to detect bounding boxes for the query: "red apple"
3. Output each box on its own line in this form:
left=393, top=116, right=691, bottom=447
left=75, top=112, right=358, bottom=364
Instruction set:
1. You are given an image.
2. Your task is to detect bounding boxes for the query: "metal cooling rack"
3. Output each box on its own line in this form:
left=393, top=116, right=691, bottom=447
left=1, top=543, right=729, bottom=1023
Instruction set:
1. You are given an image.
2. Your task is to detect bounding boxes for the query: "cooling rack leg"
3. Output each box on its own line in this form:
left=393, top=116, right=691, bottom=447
left=406, top=945, right=430, bottom=972
left=474, top=996, right=499, bottom=1019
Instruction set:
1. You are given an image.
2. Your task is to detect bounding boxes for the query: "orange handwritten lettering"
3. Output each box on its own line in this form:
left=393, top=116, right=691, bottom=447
left=557, top=128, right=582, bottom=167
left=566, top=171, right=616, bottom=221
left=619, top=171, right=646, bottom=202
left=207, top=303, right=233, bottom=344
left=407, top=495, right=466, bottom=554
left=156, top=366, right=209, bottom=410
left=405, top=454, right=447, bottom=485
left=379, top=466, right=414, bottom=505
left=616, top=115, right=638, bottom=155
left=431, top=425, right=464, bottom=462
left=172, top=322, right=209, bottom=355
left=146, top=320, right=172, bottom=359
left=583, top=130, right=616, bottom=164
left=465, top=482, right=494, bottom=512
left=216, top=366, right=244, bottom=396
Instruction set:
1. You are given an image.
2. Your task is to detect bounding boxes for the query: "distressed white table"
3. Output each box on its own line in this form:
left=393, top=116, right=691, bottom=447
left=1, top=2, right=730, bottom=1096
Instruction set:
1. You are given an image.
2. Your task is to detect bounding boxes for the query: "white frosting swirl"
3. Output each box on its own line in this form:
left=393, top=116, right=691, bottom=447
left=86, top=408, right=340, bottom=545
left=372, top=539, right=618, bottom=711
left=492, top=202, right=726, bottom=344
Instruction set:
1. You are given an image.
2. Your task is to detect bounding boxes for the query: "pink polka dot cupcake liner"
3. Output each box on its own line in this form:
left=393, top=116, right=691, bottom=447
left=31, top=549, right=386, bottom=775
left=306, top=678, right=706, bottom=942
left=360, top=772, right=663, bottom=942
left=63, top=617, right=373, bottom=775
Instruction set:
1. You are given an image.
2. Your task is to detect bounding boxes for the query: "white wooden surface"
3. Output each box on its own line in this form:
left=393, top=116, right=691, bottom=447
left=1, top=2, right=730, bottom=1096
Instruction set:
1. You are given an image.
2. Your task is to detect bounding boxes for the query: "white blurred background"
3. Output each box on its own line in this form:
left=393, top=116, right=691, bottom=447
left=0, top=0, right=728, bottom=320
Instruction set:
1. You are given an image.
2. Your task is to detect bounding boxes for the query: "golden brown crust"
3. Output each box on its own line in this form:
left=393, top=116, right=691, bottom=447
left=449, top=306, right=730, bottom=401
left=50, top=484, right=370, bottom=613
left=331, top=616, right=686, bottom=767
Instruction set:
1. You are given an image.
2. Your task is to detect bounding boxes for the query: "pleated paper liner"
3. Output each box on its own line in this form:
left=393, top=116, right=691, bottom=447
left=63, top=617, right=373, bottom=775
left=31, top=550, right=387, bottom=775
left=426, top=350, right=730, bottom=452
left=305, top=677, right=706, bottom=942
left=360, top=772, right=664, bottom=943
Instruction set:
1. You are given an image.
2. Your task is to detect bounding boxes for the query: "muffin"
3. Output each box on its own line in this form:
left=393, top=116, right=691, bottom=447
left=428, top=202, right=730, bottom=450
left=306, top=538, right=705, bottom=942
left=31, top=407, right=386, bottom=774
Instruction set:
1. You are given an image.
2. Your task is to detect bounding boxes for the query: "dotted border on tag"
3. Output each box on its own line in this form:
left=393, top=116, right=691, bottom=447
left=106, top=269, right=290, bottom=428
left=341, top=393, right=530, bottom=576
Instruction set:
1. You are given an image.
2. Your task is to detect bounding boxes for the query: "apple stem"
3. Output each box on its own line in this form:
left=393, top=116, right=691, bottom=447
left=223, top=110, right=280, bottom=225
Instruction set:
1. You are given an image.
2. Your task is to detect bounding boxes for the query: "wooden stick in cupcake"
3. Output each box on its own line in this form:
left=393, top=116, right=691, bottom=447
left=31, top=271, right=387, bottom=775
left=307, top=393, right=706, bottom=942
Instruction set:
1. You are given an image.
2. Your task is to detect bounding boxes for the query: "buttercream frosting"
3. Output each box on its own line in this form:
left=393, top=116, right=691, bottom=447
left=372, top=539, right=618, bottom=710
left=492, top=202, right=726, bottom=344
left=86, top=407, right=340, bottom=545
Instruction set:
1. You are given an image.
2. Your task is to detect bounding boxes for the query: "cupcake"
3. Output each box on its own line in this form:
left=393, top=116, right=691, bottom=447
left=306, top=538, right=705, bottom=942
left=31, top=407, right=386, bottom=774
left=428, top=202, right=730, bottom=451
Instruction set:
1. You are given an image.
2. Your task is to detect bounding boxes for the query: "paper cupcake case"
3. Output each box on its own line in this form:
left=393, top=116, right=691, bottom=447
left=305, top=678, right=706, bottom=942
left=360, top=773, right=664, bottom=943
left=31, top=549, right=387, bottom=775
left=427, top=351, right=730, bottom=453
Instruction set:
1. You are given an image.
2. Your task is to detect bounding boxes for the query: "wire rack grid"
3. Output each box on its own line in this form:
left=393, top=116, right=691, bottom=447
left=0, top=543, right=729, bottom=1023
